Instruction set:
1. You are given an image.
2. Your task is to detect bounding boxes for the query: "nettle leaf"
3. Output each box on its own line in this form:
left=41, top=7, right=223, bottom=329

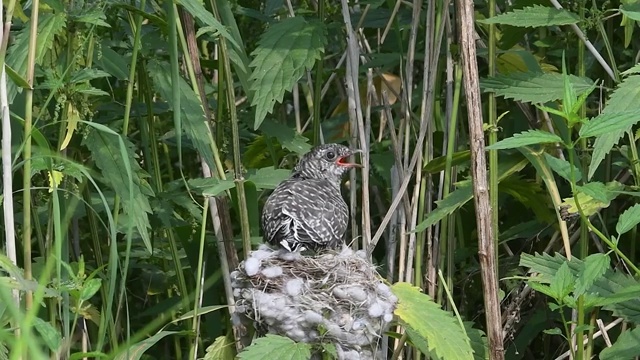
left=550, top=262, right=574, bottom=301
left=238, top=334, right=312, bottom=360
left=575, top=181, right=621, bottom=204
left=250, top=16, right=327, bottom=129
left=544, top=153, right=582, bottom=182
left=392, top=282, right=474, bottom=359
left=616, top=203, right=640, bottom=235
left=149, top=61, right=216, bottom=170
left=114, top=331, right=184, bottom=360
left=70, top=69, right=112, bottom=83
left=486, top=130, right=562, bottom=150
left=480, top=72, right=594, bottom=103
left=574, top=253, right=609, bottom=297
left=177, top=0, right=238, bottom=48
left=478, top=5, right=579, bottom=27
left=600, top=326, right=640, bottom=360
left=204, top=336, right=235, bottom=360
left=83, top=129, right=154, bottom=253
left=413, top=185, right=473, bottom=232
left=245, top=167, right=291, bottom=190
left=259, top=118, right=312, bottom=155
left=6, top=12, right=67, bottom=102
left=579, top=110, right=640, bottom=138
left=589, top=75, right=640, bottom=179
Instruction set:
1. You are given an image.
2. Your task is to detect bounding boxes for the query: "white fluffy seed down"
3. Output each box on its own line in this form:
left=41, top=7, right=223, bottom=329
left=232, top=245, right=397, bottom=360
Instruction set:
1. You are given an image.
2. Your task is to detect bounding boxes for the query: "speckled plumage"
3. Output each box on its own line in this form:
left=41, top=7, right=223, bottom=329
left=261, top=144, right=361, bottom=252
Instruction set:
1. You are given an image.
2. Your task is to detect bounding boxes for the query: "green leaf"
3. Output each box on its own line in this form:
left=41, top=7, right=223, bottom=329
left=204, top=336, right=235, bottom=360
left=73, top=9, right=110, bottom=27
left=70, top=69, right=112, bottom=83
left=250, top=17, right=327, bottom=129
left=114, top=331, right=184, bottom=360
left=616, top=203, right=640, bottom=235
left=575, top=181, right=620, bottom=204
left=600, top=327, right=640, bottom=360
left=259, top=119, right=313, bottom=155
left=413, top=185, right=473, bottom=233
left=588, top=75, right=640, bottom=179
left=478, top=5, right=579, bottom=27
left=486, top=130, right=562, bottom=150
left=93, top=45, right=130, bottom=80
left=392, top=282, right=473, bottom=359
left=6, top=13, right=67, bottom=102
left=423, top=150, right=471, bottom=173
left=188, top=178, right=236, bottom=196
left=620, top=3, right=640, bottom=22
left=544, top=153, right=582, bottom=182
left=176, top=0, right=238, bottom=49
left=480, top=71, right=595, bottom=104
left=520, top=252, right=640, bottom=322
left=80, top=278, right=102, bottom=302
left=238, top=334, right=312, bottom=360
left=574, top=253, right=609, bottom=297
left=245, top=167, right=291, bottom=190
left=579, top=111, right=640, bottom=138
left=543, top=327, right=563, bottom=336
left=83, top=129, right=154, bottom=253
left=550, top=262, right=574, bottom=300
left=149, top=61, right=216, bottom=170
left=33, top=317, right=62, bottom=353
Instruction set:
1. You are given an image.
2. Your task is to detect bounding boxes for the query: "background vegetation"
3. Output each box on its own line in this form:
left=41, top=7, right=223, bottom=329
left=2, top=0, right=640, bottom=358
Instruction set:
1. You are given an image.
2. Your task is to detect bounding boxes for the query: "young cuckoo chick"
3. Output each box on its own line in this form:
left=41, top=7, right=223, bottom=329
left=261, top=144, right=362, bottom=252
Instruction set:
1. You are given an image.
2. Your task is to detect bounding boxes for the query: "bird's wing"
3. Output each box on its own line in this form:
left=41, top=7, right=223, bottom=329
left=261, top=179, right=347, bottom=250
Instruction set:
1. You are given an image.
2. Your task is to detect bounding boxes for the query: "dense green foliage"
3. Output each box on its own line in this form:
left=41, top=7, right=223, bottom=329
left=2, top=0, right=640, bottom=359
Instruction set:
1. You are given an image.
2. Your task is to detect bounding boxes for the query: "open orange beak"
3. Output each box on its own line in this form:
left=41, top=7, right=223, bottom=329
left=337, top=149, right=363, bottom=168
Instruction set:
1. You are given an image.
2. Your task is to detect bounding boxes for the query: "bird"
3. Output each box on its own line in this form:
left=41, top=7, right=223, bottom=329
left=261, top=143, right=362, bottom=252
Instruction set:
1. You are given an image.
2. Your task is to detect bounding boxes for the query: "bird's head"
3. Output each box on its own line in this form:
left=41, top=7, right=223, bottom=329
left=294, top=143, right=362, bottom=183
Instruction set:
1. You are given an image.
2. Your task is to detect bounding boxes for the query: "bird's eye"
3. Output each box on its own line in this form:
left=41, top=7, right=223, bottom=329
left=325, top=151, right=336, bottom=160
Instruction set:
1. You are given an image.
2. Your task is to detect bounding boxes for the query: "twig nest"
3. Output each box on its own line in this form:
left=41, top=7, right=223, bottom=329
left=231, top=245, right=397, bottom=359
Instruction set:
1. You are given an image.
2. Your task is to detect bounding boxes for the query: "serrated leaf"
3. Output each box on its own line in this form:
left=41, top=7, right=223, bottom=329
left=250, top=17, right=326, bottom=129
left=259, top=119, right=312, bottom=155
left=188, top=178, right=235, bottom=196
left=73, top=9, right=110, bottom=27
left=83, top=129, right=154, bottom=253
left=70, top=68, right=112, bottom=83
left=544, top=153, right=581, bottom=182
left=480, top=71, right=594, bottom=103
left=245, top=167, right=291, bottom=190
left=6, top=13, right=67, bottom=102
left=93, top=45, right=129, bottom=80
left=600, top=327, right=640, bottom=360
left=204, top=336, right=235, bottom=360
left=478, top=5, right=579, bottom=27
left=616, top=203, right=640, bottom=235
left=579, top=110, right=640, bottom=138
left=574, top=253, right=609, bottom=297
left=238, top=334, right=312, bottom=360
left=413, top=185, right=473, bottom=233
left=487, top=130, right=562, bottom=150
left=589, top=75, right=640, bottom=179
left=550, top=262, right=574, bottom=300
left=520, top=252, right=640, bottom=322
left=149, top=61, right=216, bottom=170
left=575, top=181, right=620, bottom=204
left=392, top=282, right=473, bottom=359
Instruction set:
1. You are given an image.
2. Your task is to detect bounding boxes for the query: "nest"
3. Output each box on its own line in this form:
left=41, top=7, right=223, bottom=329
left=231, top=245, right=397, bottom=360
